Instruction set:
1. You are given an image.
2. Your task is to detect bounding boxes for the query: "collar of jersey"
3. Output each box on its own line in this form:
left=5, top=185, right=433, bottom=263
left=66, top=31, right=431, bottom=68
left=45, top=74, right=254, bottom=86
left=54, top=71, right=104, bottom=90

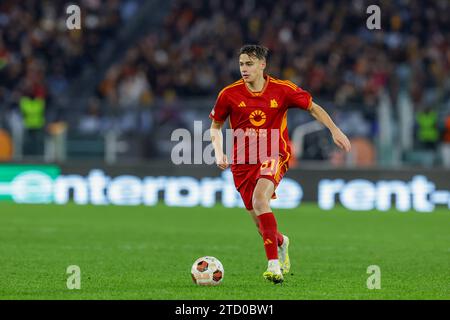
left=244, top=74, right=270, bottom=97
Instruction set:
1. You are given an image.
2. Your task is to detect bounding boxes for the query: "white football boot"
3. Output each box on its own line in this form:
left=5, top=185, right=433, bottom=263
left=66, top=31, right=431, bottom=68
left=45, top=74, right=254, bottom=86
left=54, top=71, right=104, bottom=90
left=278, top=235, right=290, bottom=275
left=262, top=259, right=284, bottom=284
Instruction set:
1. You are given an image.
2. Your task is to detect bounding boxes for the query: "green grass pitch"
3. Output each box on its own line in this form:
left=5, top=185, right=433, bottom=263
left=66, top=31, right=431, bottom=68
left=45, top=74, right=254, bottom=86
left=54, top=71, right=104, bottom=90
left=0, top=202, right=449, bottom=299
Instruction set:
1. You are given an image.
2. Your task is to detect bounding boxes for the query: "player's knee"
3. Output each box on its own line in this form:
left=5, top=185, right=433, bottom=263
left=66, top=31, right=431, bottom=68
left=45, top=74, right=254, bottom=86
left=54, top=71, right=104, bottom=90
left=252, top=193, right=269, bottom=214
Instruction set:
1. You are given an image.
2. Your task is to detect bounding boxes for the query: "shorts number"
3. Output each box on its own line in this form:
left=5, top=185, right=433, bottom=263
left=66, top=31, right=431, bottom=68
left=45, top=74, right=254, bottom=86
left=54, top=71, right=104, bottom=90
left=260, top=159, right=278, bottom=176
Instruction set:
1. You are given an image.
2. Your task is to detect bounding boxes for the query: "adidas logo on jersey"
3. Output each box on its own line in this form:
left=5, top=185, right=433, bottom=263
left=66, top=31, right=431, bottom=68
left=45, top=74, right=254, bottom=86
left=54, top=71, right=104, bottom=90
left=238, top=101, right=246, bottom=107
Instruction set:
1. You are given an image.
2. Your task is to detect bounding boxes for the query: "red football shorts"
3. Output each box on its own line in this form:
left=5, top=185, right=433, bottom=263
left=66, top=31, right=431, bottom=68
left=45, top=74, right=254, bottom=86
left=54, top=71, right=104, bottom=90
left=231, top=158, right=289, bottom=211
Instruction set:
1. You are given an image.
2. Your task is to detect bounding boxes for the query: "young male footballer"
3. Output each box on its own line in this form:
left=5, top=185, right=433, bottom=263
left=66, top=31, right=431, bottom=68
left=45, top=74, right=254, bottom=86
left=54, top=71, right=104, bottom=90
left=210, top=45, right=351, bottom=284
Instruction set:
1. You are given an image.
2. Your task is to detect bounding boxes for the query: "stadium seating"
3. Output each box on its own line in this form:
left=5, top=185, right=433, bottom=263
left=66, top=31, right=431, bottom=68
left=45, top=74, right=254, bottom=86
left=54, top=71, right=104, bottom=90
left=0, top=0, right=448, bottom=166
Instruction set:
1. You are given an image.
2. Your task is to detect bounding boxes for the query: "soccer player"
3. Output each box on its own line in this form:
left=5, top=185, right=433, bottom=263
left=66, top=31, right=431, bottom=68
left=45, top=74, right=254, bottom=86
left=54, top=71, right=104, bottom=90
left=209, top=45, right=351, bottom=284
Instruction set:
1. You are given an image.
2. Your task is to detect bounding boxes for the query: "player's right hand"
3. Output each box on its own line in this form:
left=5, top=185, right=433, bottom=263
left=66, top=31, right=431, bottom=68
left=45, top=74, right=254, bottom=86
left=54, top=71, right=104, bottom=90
left=216, top=154, right=229, bottom=170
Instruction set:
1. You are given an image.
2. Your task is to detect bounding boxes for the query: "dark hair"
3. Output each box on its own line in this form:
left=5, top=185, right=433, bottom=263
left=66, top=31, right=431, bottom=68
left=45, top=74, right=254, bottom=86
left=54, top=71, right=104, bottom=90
left=239, top=44, right=269, bottom=60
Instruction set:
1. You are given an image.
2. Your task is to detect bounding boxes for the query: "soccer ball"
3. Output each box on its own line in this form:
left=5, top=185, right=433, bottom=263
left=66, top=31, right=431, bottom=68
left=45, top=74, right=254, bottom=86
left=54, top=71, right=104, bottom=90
left=191, top=256, right=224, bottom=286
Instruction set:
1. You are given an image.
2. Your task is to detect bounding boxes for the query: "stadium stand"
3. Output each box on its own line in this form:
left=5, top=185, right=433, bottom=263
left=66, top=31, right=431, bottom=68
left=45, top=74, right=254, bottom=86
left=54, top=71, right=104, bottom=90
left=0, top=0, right=448, bottom=166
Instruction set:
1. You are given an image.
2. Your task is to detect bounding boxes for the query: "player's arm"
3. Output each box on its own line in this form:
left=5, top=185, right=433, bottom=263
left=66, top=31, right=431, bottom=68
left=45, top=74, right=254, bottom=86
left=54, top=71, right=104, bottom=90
left=210, top=120, right=229, bottom=170
left=286, top=82, right=351, bottom=152
left=309, top=102, right=351, bottom=152
left=209, top=89, right=231, bottom=170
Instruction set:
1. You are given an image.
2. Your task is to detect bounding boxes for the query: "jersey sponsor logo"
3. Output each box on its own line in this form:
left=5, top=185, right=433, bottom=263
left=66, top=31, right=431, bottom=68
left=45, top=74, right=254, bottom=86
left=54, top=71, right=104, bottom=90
left=270, top=99, right=278, bottom=108
left=244, top=128, right=267, bottom=137
left=249, top=110, right=266, bottom=127
left=238, top=101, right=246, bottom=107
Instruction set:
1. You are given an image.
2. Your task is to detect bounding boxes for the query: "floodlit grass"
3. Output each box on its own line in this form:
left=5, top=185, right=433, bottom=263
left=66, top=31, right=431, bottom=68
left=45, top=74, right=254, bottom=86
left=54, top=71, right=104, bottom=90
left=0, top=203, right=449, bottom=299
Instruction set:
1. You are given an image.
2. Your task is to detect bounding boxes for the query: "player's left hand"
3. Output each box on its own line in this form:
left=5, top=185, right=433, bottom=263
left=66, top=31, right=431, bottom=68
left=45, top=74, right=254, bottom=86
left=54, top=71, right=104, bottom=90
left=216, top=154, right=230, bottom=170
left=332, top=129, right=351, bottom=152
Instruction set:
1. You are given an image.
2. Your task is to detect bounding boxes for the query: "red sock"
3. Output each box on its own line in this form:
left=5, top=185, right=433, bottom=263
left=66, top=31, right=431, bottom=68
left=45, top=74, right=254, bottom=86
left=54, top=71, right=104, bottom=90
left=276, top=232, right=284, bottom=246
left=257, top=212, right=279, bottom=260
left=257, top=222, right=283, bottom=246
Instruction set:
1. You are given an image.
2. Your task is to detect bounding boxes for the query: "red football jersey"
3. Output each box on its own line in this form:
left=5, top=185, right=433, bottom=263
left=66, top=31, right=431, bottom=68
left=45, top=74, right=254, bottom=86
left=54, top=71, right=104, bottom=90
left=209, top=74, right=312, bottom=168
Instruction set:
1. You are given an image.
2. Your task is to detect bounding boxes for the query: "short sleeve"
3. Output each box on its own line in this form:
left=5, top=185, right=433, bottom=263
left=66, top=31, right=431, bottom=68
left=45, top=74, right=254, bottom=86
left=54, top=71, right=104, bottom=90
left=286, top=85, right=313, bottom=111
left=209, top=91, right=230, bottom=122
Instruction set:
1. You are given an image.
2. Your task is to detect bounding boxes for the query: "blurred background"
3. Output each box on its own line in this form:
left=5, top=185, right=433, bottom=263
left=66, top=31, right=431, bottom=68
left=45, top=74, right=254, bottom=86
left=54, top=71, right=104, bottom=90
left=0, top=0, right=449, bottom=168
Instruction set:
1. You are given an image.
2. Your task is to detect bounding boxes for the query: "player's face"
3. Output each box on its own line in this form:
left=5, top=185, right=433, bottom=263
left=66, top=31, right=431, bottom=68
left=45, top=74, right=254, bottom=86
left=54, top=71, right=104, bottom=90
left=239, top=54, right=266, bottom=83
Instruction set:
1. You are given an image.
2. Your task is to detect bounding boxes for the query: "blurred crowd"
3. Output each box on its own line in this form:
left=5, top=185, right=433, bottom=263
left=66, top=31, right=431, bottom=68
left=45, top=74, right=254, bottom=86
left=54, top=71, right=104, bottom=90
left=0, top=0, right=140, bottom=110
left=100, top=0, right=448, bottom=104
left=0, top=0, right=449, bottom=164
left=94, top=0, right=449, bottom=163
left=0, top=0, right=140, bottom=155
